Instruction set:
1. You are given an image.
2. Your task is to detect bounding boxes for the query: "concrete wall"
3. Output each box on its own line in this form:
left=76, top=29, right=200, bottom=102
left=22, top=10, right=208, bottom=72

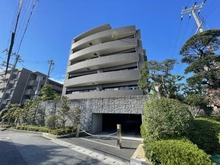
left=91, top=113, right=103, bottom=133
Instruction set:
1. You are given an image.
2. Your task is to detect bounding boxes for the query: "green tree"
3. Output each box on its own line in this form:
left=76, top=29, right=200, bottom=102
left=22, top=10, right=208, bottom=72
left=180, top=29, right=220, bottom=109
left=2, top=103, right=21, bottom=125
left=22, top=100, right=34, bottom=124
left=142, top=98, right=193, bottom=142
left=57, top=96, right=70, bottom=128
left=22, top=100, right=44, bottom=126
left=45, top=115, right=58, bottom=130
left=39, top=84, right=60, bottom=101
left=138, top=59, right=184, bottom=99
left=73, top=106, right=81, bottom=125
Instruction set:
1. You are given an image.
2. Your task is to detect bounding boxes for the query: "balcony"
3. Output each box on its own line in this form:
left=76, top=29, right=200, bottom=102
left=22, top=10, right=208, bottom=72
left=65, top=70, right=141, bottom=87
left=1, top=100, right=8, bottom=105
left=24, top=89, right=35, bottom=96
left=66, top=89, right=143, bottom=99
left=67, top=53, right=139, bottom=74
left=71, top=26, right=136, bottom=52
left=9, top=80, right=15, bottom=85
left=69, top=38, right=137, bottom=62
left=51, top=85, right=62, bottom=92
left=0, top=84, right=6, bottom=90
left=28, top=80, right=38, bottom=87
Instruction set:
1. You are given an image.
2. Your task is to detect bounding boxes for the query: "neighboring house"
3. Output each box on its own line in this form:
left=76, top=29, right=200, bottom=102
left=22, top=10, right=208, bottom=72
left=0, top=68, right=63, bottom=110
left=63, top=24, right=147, bottom=99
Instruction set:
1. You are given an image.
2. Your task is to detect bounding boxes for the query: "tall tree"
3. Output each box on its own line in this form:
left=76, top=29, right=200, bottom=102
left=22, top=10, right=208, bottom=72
left=180, top=29, right=220, bottom=109
left=138, top=59, right=184, bottom=99
left=57, top=96, right=70, bottom=128
left=39, top=84, right=60, bottom=101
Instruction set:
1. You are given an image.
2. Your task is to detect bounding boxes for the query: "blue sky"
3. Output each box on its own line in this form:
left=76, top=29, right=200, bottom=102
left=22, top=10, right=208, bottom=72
left=0, top=0, right=219, bottom=83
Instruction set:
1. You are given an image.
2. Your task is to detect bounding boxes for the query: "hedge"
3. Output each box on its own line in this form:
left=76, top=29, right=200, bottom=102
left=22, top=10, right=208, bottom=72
left=50, top=127, right=76, bottom=135
left=188, top=117, right=220, bottom=154
left=17, top=125, right=49, bottom=132
left=143, top=98, right=193, bottom=142
left=144, top=139, right=215, bottom=165
left=17, top=125, right=76, bottom=135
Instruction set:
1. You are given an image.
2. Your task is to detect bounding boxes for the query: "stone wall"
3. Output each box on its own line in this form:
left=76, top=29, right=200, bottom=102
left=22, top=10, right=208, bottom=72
left=40, top=95, right=151, bottom=132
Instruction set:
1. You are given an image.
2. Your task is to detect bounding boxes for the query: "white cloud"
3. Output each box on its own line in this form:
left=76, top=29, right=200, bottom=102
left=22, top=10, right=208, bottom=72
left=50, top=77, right=64, bottom=84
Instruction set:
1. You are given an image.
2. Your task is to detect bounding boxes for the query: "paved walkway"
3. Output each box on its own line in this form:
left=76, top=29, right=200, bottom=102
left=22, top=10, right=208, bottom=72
left=60, top=134, right=142, bottom=163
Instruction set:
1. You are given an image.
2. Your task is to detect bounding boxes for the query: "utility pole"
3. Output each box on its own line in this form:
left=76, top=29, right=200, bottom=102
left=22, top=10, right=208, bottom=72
left=181, top=0, right=206, bottom=33
left=0, top=54, right=21, bottom=109
left=45, top=60, right=54, bottom=85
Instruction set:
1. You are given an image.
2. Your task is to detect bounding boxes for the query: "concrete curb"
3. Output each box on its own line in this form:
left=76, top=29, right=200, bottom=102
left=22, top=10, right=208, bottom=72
left=42, top=133, right=128, bottom=165
left=130, top=144, right=152, bottom=165
left=1, top=127, right=43, bottom=134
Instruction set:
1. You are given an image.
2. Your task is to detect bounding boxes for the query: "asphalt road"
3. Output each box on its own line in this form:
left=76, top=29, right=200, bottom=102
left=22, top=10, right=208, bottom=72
left=0, top=130, right=108, bottom=165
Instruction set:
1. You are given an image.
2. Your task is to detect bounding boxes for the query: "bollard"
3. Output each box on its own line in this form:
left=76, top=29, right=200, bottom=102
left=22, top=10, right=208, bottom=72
left=117, top=124, right=122, bottom=149
left=76, top=124, right=80, bottom=138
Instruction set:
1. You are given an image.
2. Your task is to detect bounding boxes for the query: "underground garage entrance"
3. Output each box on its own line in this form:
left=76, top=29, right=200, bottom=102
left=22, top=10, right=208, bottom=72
left=91, top=113, right=142, bottom=135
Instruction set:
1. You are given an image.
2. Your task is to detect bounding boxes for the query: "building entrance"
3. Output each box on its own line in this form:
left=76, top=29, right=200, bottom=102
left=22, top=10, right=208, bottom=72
left=92, top=113, right=142, bottom=135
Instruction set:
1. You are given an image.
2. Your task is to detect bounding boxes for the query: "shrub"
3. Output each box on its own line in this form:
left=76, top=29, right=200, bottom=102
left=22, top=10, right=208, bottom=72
left=140, top=124, right=147, bottom=139
left=17, top=125, right=49, bottom=133
left=188, top=117, right=220, bottom=154
left=143, top=98, right=193, bottom=142
left=0, top=124, right=11, bottom=128
left=50, top=126, right=76, bottom=135
left=38, top=127, right=49, bottom=133
left=27, top=126, right=39, bottom=131
left=45, top=115, right=58, bottom=130
left=144, top=139, right=214, bottom=165
left=17, top=125, right=27, bottom=130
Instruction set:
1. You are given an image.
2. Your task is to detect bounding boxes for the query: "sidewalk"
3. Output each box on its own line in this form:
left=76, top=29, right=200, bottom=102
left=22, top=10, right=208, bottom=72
left=62, top=135, right=140, bottom=162
left=43, top=133, right=130, bottom=165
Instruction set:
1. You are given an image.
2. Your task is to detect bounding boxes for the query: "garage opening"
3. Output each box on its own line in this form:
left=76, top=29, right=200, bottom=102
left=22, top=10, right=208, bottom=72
left=102, top=114, right=142, bottom=135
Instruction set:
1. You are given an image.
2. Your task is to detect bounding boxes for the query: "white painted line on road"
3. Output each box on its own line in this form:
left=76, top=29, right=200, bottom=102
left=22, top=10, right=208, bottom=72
left=0, top=137, right=10, bottom=140
left=80, top=137, right=118, bottom=148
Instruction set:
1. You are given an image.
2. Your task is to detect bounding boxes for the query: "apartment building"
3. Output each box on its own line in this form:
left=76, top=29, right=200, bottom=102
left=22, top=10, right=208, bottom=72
left=63, top=24, right=147, bottom=99
left=0, top=68, right=63, bottom=110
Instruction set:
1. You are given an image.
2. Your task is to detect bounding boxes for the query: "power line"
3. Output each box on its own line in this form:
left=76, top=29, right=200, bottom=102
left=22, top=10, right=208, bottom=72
left=171, top=21, right=182, bottom=59
left=187, top=0, right=193, bottom=7
left=22, top=60, right=48, bottom=63
left=15, top=0, right=33, bottom=47
left=17, top=0, right=39, bottom=53
left=180, top=19, right=190, bottom=49
left=203, top=0, right=220, bottom=19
